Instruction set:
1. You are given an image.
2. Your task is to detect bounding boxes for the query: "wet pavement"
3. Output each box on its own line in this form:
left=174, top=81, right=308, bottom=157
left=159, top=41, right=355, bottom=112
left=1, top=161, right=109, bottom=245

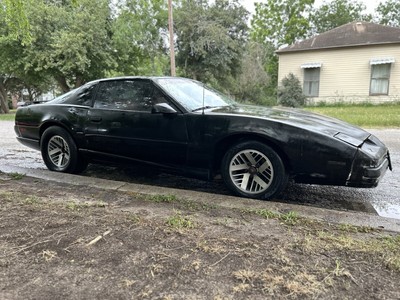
left=1, top=121, right=399, bottom=219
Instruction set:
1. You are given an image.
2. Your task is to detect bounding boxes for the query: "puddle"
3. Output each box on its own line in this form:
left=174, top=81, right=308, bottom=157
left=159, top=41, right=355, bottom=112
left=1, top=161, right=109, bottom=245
left=372, top=203, right=400, bottom=219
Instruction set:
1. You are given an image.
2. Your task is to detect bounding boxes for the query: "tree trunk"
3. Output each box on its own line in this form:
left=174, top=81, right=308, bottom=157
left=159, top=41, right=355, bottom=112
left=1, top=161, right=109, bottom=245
left=75, top=75, right=84, bottom=88
left=0, top=82, right=10, bottom=114
left=55, top=76, right=70, bottom=93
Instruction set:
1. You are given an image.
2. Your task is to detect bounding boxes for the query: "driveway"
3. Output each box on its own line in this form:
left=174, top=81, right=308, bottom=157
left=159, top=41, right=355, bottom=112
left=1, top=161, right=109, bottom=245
left=1, top=121, right=399, bottom=219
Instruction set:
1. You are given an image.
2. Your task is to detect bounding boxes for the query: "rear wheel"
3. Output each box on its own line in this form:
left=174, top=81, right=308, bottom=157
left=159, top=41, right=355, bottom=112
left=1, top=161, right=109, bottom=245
left=221, top=141, right=288, bottom=199
left=41, top=126, right=87, bottom=173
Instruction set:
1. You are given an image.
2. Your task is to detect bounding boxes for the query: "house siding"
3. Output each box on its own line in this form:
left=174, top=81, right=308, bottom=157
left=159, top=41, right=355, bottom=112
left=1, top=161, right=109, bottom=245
left=278, top=44, right=400, bottom=104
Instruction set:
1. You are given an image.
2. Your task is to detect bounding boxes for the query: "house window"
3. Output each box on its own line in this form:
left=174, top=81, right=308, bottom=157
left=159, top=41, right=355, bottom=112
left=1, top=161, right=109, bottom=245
left=370, top=63, right=391, bottom=95
left=303, top=67, right=320, bottom=97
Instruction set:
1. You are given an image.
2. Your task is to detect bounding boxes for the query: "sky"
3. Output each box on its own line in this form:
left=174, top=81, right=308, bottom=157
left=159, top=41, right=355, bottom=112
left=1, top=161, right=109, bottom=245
left=240, top=0, right=383, bottom=15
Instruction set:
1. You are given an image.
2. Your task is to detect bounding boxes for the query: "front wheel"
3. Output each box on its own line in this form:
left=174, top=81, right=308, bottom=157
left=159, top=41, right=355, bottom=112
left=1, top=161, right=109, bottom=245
left=41, top=126, right=86, bottom=173
left=221, top=141, right=288, bottom=199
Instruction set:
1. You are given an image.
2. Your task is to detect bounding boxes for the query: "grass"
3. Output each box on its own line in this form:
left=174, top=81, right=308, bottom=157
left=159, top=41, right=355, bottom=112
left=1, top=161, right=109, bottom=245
left=9, top=172, right=25, bottom=180
left=305, top=102, right=400, bottom=128
left=65, top=201, right=107, bottom=210
left=147, top=194, right=177, bottom=203
left=247, top=208, right=300, bottom=226
left=166, top=211, right=196, bottom=229
left=0, top=111, right=15, bottom=121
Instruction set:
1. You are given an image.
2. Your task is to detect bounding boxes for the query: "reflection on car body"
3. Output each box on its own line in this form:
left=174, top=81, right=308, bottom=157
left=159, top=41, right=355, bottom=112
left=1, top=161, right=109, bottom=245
left=14, top=76, right=392, bottom=199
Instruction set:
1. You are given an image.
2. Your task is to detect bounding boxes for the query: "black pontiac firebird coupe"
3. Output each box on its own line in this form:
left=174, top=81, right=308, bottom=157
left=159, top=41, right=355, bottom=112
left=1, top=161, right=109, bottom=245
left=15, top=76, right=392, bottom=199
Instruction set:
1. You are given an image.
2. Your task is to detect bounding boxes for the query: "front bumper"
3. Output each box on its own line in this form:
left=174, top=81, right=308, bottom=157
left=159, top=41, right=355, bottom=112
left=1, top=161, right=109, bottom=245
left=346, top=135, right=392, bottom=188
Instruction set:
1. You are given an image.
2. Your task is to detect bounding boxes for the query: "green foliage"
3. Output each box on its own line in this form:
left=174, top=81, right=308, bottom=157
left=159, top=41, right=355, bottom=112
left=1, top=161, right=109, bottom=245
left=147, top=194, right=177, bottom=203
left=175, top=0, right=248, bottom=84
left=250, top=0, right=315, bottom=106
left=111, top=0, right=169, bottom=76
left=9, top=172, right=25, bottom=180
left=376, top=0, right=400, bottom=27
left=279, top=211, right=299, bottom=226
left=310, top=0, right=371, bottom=34
left=166, top=211, right=195, bottom=229
left=278, top=73, right=307, bottom=107
left=253, top=209, right=279, bottom=219
left=251, top=0, right=315, bottom=47
left=2, top=0, right=32, bottom=45
left=23, top=0, right=115, bottom=92
left=233, top=42, right=276, bottom=106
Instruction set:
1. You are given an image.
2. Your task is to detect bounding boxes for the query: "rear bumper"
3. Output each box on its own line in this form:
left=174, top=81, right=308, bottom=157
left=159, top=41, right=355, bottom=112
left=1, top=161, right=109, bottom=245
left=16, top=136, right=40, bottom=151
left=15, top=125, right=41, bottom=151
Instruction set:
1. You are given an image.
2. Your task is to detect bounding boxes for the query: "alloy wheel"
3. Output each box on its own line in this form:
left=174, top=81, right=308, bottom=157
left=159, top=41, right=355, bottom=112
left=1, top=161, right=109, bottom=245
left=229, top=149, right=274, bottom=194
left=47, top=135, right=71, bottom=168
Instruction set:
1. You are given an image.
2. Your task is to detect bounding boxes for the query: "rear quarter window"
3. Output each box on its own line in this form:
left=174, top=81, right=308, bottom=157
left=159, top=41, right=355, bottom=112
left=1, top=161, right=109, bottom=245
left=64, top=84, right=97, bottom=106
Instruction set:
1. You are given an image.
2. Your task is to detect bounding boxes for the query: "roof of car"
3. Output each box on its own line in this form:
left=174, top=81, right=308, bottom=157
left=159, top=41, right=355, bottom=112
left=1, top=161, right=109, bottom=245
left=277, top=21, right=400, bottom=53
left=84, top=76, right=191, bottom=86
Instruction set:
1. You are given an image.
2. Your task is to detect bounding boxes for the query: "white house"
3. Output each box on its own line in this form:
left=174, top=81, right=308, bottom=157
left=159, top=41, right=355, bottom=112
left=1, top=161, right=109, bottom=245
left=277, top=21, right=400, bottom=104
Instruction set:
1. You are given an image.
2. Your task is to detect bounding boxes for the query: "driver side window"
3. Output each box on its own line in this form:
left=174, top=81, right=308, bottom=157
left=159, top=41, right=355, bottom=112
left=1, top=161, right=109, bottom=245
left=94, top=80, right=154, bottom=111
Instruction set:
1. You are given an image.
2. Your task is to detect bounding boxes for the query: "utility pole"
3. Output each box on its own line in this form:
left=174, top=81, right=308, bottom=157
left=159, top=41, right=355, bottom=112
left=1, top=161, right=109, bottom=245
left=168, top=0, right=176, bottom=76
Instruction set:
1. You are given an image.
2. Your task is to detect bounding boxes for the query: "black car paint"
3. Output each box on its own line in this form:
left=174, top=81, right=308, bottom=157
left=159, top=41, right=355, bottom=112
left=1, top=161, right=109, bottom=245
left=14, top=76, right=391, bottom=193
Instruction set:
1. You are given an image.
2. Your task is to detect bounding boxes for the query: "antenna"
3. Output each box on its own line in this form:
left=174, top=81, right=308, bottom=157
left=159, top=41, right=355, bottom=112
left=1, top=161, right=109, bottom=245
left=202, top=82, right=205, bottom=115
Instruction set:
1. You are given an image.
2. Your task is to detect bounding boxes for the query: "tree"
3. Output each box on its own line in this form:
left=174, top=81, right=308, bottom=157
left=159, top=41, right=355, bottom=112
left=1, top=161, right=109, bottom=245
left=23, top=0, right=115, bottom=92
left=0, top=5, right=28, bottom=113
left=111, top=0, right=169, bottom=76
left=234, top=42, right=276, bottom=105
left=250, top=0, right=314, bottom=105
left=278, top=73, right=307, bottom=107
left=310, top=0, right=371, bottom=34
left=2, top=0, right=31, bottom=45
left=251, top=0, right=315, bottom=48
left=174, top=0, right=248, bottom=84
left=376, top=0, right=400, bottom=27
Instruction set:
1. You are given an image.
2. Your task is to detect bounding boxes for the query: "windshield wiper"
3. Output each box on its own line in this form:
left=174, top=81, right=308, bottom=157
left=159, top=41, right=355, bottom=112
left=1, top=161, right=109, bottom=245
left=192, top=106, right=213, bottom=112
left=192, top=105, right=227, bottom=112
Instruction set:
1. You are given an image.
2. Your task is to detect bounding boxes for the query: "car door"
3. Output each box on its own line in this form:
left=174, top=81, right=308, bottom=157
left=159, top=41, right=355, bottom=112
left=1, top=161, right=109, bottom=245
left=87, top=79, right=189, bottom=166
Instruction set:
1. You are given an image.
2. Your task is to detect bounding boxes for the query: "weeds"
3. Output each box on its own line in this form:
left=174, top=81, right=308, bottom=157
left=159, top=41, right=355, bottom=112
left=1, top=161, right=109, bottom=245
left=166, top=211, right=195, bottom=229
left=23, top=196, right=41, bottom=205
left=253, top=209, right=279, bottom=219
left=9, top=172, right=25, bottom=180
left=128, top=214, right=141, bottom=224
left=339, top=223, right=374, bottom=233
left=66, top=201, right=107, bottom=210
left=147, top=194, right=177, bottom=203
left=141, top=192, right=217, bottom=211
left=279, top=211, right=299, bottom=225
left=247, top=209, right=299, bottom=226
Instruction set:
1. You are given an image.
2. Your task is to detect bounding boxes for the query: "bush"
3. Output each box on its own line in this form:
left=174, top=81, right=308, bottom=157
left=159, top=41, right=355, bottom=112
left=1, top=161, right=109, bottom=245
left=277, top=73, right=307, bottom=107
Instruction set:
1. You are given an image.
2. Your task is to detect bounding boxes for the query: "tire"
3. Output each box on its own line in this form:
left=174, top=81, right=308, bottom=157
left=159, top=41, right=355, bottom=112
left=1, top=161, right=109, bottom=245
left=40, top=126, right=87, bottom=173
left=221, top=141, right=288, bottom=200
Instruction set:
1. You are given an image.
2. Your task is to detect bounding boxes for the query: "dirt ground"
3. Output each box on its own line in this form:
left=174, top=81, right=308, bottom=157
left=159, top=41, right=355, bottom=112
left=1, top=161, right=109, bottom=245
left=1, top=172, right=400, bottom=300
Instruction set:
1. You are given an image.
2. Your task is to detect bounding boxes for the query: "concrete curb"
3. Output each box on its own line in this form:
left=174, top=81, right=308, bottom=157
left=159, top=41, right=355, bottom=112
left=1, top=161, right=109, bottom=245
left=2, top=164, right=400, bottom=233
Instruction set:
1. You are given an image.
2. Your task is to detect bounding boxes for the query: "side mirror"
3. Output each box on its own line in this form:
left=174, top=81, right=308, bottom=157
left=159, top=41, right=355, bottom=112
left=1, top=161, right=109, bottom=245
left=151, top=103, right=177, bottom=114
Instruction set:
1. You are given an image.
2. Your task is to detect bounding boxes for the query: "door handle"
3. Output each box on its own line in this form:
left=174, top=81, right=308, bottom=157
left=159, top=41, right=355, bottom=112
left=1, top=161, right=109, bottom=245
left=90, top=116, right=102, bottom=122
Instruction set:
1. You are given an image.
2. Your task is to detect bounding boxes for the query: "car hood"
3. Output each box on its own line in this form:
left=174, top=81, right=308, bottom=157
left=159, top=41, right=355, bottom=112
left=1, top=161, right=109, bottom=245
left=212, top=105, right=371, bottom=145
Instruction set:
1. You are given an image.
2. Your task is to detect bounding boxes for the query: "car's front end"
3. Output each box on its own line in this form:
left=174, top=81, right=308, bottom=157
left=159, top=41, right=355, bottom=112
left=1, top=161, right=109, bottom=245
left=346, top=134, right=392, bottom=188
left=205, top=105, right=392, bottom=189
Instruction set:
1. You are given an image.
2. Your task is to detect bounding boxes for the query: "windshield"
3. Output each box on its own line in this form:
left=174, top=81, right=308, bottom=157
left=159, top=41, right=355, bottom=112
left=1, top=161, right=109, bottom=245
left=155, top=78, right=235, bottom=112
